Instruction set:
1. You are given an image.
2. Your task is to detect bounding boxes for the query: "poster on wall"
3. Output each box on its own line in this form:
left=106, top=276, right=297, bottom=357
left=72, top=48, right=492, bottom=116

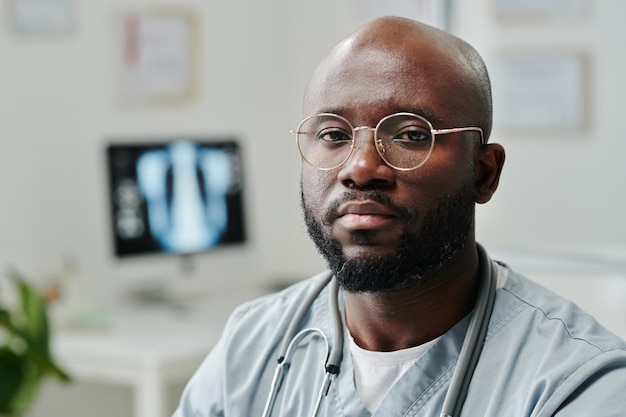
left=11, top=0, right=75, bottom=33
left=491, top=49, right=588, bottom=133
left=119, top=7, right=200, bottom=105
left=356, top=0, right=450, bottom=30
left=493, top=0, right=589, bottom=20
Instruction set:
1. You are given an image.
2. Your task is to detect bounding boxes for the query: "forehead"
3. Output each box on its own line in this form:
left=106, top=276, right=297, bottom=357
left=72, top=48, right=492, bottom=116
left=304, top=36, right=469, bottom=126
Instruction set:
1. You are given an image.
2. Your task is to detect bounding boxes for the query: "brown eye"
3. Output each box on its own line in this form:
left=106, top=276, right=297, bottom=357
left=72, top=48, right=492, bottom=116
left=391, top=127, right=431, bottom=145
left=318, top=128, right=352, bottom=143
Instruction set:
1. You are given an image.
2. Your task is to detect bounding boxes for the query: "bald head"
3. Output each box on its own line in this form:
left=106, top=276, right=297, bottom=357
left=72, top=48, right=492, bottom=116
left=304, top=16, right=493, bottom=140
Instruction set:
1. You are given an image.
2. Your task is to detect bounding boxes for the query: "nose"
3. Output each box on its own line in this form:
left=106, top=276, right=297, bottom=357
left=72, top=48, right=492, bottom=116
left=337, top=127, right=395, bottom=188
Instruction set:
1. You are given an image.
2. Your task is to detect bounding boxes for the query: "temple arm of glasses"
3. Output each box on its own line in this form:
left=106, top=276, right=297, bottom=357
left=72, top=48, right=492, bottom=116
left=433, top=127, right=484, bottom=145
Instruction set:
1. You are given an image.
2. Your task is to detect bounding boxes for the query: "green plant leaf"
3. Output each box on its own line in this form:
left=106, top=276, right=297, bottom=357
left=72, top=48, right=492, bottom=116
left=10, top=272, right=50, bottom=357
left=0, top=348, right=25, bottom=413
left=0, top=270, right=72, bottom=415
left=6, top=365, right=43, bottom=416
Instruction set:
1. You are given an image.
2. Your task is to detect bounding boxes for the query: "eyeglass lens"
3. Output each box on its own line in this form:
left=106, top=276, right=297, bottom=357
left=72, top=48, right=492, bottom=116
left=296, top=114, right=435, bottom=170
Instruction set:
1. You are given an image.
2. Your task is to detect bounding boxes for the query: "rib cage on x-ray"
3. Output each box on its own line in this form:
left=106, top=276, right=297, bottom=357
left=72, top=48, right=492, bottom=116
left=107, top=139, right=246, bottom=257
left=136, top=141, right=232, bottom=252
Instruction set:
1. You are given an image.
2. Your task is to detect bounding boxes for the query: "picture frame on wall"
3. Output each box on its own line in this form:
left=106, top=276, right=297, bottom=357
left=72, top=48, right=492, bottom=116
left=493, top=0, right=590, bottom=21
left=490, top=49, right=589, bottom=134
left=10, top=0, right=75, bottom=34
left=357, top=0, right=451, bottom=31
left=119, top=6, right=200, bottom=105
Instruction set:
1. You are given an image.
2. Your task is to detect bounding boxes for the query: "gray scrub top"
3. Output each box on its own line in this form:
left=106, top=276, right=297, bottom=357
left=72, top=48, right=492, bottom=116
left=173, top=264, right=626, bottom=417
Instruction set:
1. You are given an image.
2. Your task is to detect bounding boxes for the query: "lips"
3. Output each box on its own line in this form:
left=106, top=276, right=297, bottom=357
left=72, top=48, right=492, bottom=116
left=337, top=201, right=396, bottom=217
left=335, top=201, right=397, bottom=230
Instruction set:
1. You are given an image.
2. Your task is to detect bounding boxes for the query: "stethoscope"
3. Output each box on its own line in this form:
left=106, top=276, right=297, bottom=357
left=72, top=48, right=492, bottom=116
left=261, top=244, right=497, bottom=417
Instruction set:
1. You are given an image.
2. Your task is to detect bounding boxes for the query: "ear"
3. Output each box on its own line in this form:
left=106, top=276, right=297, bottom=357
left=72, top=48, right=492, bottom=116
left=474, top=143, right=505, bottom=204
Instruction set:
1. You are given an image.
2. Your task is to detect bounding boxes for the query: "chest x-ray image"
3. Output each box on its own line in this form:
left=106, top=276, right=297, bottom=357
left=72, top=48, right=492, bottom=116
left=106, top=139, right=246, bottom=257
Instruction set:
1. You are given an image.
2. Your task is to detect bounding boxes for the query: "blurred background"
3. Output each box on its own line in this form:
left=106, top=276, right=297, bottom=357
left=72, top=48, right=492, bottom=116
left=0, top=0, right=624, bottom=416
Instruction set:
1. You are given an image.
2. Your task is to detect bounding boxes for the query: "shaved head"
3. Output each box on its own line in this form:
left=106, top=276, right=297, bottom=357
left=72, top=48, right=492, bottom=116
left=304, top=16, right=493, bottom=140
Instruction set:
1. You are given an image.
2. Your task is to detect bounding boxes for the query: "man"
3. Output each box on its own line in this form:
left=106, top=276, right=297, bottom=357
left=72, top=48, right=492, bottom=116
left=173, top=16, right=626, bottom=416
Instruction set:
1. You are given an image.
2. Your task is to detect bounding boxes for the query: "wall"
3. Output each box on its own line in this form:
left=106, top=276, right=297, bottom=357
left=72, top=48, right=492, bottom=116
left=454, top=0, right=626, bottom=257
left=0, top=0, right=305, bottom=305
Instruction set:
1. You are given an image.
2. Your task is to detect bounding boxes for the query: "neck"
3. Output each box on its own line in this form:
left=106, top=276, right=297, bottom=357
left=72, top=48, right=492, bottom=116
left=344, top=243, right=480, bottom=352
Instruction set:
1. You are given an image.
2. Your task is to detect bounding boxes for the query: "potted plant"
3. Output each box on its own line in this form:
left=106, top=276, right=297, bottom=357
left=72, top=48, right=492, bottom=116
left=0, top=271, right=71, bottom=416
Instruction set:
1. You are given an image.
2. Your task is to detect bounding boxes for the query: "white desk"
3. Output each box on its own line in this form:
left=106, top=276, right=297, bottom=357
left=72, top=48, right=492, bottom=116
left=51, top=288, right=264, bottom=417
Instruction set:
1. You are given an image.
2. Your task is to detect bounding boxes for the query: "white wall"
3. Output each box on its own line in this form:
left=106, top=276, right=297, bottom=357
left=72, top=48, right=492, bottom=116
left=454, top=0, right=626, bottom=257
left=0, top=0, right=313, bottom=304
left=1, top=0, right=624, bottom=304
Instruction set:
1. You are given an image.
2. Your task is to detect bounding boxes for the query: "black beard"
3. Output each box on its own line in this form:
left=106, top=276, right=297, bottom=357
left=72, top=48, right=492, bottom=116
left=301, top=184, right=475, bottom=293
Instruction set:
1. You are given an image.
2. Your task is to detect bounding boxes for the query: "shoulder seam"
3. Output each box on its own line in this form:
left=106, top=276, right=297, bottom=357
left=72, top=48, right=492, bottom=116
left=502, top=286, right=605, bottom=353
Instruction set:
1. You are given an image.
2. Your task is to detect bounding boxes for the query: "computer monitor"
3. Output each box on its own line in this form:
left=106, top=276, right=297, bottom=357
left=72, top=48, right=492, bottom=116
left=106, top=138, right=246, bottom=258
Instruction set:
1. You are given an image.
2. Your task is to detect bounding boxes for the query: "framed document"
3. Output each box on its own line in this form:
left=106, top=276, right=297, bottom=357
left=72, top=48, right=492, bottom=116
left=357, top=0, right=451, bottom=30
left=490, top=49, right=588, bottom=133
left=119, top=7, right=200, bottom=105
left=10, top=0, right=75, bottom=33
left=493, top=0, right=589, bottom=21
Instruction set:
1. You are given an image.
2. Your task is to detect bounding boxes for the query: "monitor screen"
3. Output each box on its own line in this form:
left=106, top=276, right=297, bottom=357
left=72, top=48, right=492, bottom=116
left=106, top=139, right=246, bottom=257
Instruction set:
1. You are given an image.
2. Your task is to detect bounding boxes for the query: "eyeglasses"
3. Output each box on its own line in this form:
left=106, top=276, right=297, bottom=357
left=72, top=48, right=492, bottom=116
left=291, top=112, right=484, bottom=171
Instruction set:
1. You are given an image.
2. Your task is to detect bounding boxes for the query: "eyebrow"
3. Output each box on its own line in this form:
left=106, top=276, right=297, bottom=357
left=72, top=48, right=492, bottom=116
left=399, top=107, right=442, bottom=124
left=311, top=106, right=442, bottom=125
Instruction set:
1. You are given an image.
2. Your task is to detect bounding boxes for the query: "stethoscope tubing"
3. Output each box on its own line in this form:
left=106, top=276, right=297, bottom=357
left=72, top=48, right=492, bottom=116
left=262, top=274, right=340, bottom=417
left=440, top=243, right=496, bottom=417
left=262, top=244, right=496, bottom=417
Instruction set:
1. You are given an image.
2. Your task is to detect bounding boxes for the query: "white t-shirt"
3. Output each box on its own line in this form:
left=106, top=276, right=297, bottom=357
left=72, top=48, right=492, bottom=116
left=350, top=335, right=438, bottom=412
left=350, top=264, right=509, bottom=412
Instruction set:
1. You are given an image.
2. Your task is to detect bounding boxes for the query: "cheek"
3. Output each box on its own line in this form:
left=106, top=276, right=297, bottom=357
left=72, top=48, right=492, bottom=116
left=396, top=153, right=476, bottom=211
left=418, top=143, right=476, bottom=185
left=301, top=168, right=335, bottom=210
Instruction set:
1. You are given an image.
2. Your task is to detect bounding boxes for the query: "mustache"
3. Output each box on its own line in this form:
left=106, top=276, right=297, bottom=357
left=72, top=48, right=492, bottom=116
left=321, top=190, right=416, bottom=226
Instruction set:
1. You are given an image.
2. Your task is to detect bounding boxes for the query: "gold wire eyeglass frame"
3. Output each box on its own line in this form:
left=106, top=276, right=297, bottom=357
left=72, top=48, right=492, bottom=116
left=291, top=112, right=484, bottom=171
